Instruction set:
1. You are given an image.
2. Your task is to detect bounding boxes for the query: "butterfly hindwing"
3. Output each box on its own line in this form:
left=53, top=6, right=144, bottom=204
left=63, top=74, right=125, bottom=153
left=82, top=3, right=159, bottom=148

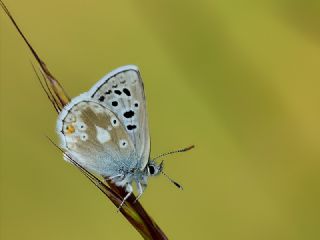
left=88, top=65, right=150, bottom=170
left=57, top=99, right=137, bottom=177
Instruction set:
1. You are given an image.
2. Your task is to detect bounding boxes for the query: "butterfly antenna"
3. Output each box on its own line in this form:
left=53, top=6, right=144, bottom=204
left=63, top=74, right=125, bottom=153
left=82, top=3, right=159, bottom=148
left=152, top=145, right=195, bottom=161
left=159, top=161, right=183, bottom=190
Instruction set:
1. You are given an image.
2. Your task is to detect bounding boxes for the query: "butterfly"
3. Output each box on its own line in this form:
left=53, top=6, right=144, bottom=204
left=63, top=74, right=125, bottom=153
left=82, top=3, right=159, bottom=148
left=56, top=65, right=193, bottom=209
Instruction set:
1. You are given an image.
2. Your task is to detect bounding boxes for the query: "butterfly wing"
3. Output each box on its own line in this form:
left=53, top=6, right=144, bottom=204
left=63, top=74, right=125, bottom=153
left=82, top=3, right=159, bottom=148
left=57, top=99, right=138, bottom=177
left=88, top=65, right=150, bottom=170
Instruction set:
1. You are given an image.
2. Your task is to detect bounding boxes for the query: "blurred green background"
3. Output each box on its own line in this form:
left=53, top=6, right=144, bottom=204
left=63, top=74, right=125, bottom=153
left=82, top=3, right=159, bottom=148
left=1, top=0, right=320, bottom=239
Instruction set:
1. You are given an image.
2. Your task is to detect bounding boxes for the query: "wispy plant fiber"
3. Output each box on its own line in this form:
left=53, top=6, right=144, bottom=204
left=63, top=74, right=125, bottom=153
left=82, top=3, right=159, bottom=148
left=0, top=1, right=168, bottom=239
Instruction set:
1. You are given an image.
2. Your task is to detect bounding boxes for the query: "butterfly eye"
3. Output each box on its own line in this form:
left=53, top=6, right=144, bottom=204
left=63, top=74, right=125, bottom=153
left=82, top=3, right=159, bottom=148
left=148, top=165, right=155, bottom=175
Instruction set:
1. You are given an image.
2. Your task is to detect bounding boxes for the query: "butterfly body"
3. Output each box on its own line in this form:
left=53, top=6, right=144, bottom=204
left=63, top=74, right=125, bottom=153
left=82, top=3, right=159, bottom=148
left=57, top=65, right=162, bottom=206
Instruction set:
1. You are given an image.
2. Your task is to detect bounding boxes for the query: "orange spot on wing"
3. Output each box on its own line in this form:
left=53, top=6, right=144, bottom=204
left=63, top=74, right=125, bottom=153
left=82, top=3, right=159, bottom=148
left=66, top=125, right=75, bottom=134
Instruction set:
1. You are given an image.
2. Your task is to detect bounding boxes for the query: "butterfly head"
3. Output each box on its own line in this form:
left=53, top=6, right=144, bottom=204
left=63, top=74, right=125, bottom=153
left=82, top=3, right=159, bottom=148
left=146, top=160, right=162, bottom=177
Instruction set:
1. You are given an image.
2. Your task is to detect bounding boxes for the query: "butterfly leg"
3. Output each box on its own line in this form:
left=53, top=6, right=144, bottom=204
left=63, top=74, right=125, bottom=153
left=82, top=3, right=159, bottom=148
left=117, top=183, right=133, bottom=211
left=134, top=181, right=145, bottom=203
left=106, top=174, right=123, bottom=181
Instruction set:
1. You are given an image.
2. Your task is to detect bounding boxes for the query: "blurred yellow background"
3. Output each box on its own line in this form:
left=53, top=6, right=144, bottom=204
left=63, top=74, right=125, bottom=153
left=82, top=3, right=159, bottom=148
left=1, top=0, right=320, bottom=239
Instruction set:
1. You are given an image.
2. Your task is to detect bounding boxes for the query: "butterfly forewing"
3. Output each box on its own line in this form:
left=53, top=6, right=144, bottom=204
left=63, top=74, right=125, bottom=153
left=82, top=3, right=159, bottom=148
left=58, top=100, right=136, bottom=177
left=88, top=66, right=150, bottom=169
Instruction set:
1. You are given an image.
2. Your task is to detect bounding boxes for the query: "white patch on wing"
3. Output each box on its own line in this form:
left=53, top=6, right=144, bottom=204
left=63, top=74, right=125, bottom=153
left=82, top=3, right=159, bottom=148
left=80, top=133, right=88, bottom=141
left=110, top=117, right=120, bottom=127
left=119, top=139, right=128, bottom=148
left=96, top=126, right=111, bottom=143
left=76, top=122, right=87, bottom=131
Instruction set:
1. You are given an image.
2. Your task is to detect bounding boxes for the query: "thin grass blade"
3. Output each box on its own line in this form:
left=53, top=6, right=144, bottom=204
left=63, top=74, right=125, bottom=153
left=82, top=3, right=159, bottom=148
left=0, top=1, right=168, bottom=239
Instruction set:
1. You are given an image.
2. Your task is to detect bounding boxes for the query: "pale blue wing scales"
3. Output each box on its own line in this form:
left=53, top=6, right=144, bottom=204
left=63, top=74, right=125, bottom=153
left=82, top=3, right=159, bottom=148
left=88, top=65, right=150, bottom=170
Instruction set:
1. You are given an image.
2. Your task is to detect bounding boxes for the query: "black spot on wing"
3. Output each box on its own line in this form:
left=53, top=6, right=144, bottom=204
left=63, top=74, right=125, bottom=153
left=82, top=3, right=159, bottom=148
left=98, top=96, right=105, bottom=102
left=124, top=110, right=134, bottom=118
left=127, top=125, right=137, bottom=130
left=123, top=88, right=131, bottom=96
left=112, top=101, right=118, bottom=107
left=114, top=90, right=122, bottom=95
left=105, top=90, right=112, bottom=94
left=112, top=84, right=118, bottom=88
